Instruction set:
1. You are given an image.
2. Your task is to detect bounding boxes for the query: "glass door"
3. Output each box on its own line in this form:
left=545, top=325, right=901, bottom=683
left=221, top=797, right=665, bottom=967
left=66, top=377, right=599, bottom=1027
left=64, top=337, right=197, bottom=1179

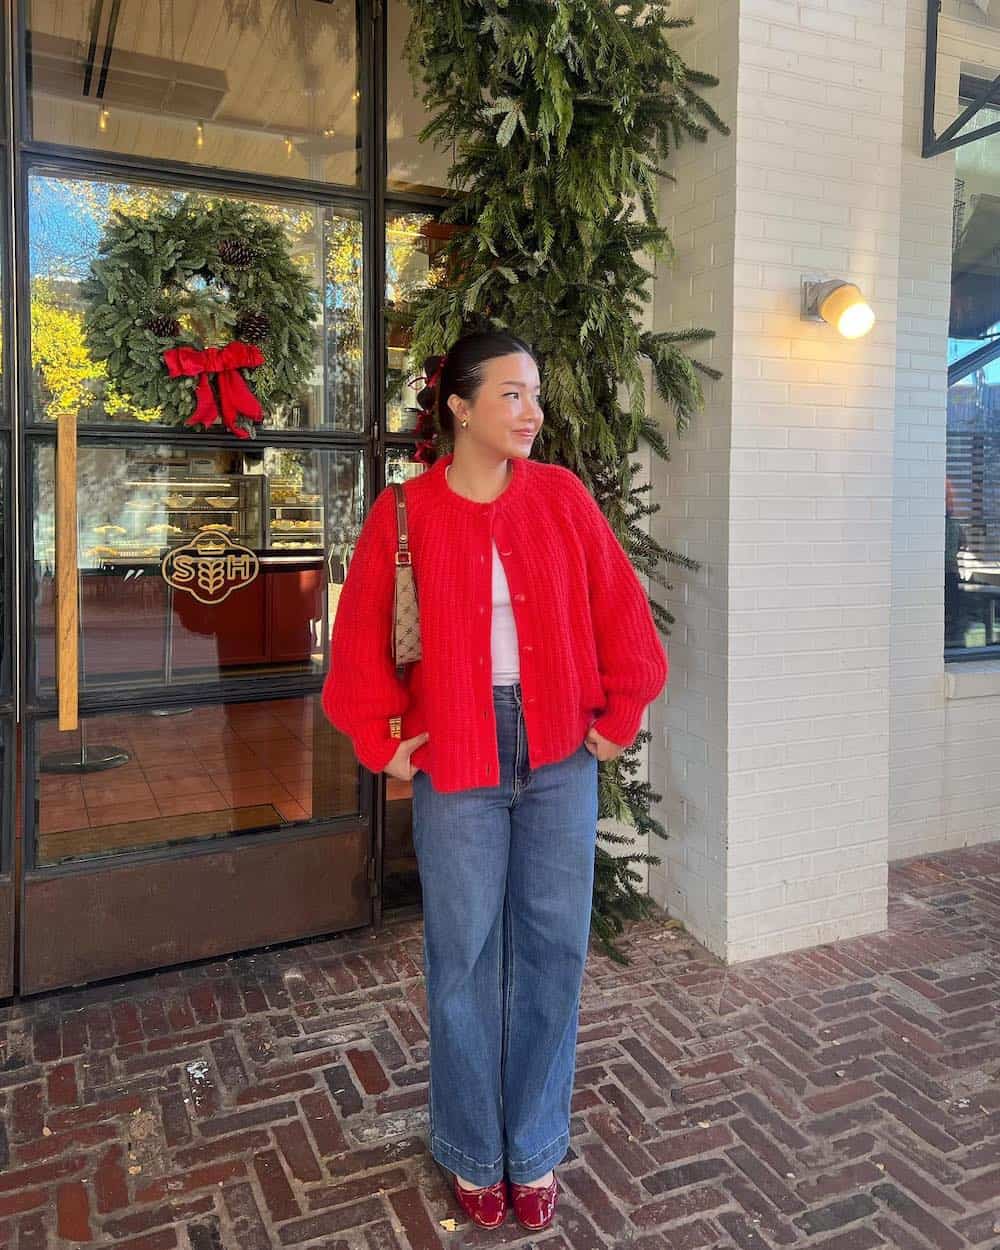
left=0, top=14, right=14, bottom=997
left=11, top=0, right=382, bottom=989
left=0, top=0, right=454, bottom=994
left=20, top=320, right=375, bottom=995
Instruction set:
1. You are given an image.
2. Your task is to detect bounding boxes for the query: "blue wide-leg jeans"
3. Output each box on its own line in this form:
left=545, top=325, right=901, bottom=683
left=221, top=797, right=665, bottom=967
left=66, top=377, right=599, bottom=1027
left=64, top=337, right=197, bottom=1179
left=410, top=681, right=599, bottom=1186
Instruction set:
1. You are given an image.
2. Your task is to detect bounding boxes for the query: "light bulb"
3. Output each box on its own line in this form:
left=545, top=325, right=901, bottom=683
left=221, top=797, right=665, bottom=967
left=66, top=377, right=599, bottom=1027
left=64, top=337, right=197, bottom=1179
left=195, top=120, right=205, bottom=149
left=834, top=299, right=875, bottom=339
left=818, top=283, right=875, bottom=339
left=803, top=280, right=876, bottom=339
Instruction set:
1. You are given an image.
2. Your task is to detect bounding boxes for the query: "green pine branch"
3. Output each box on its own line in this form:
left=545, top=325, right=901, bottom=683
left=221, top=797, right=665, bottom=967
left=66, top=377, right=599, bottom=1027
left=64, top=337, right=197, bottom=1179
left=404, top=0, right=727, bottom=962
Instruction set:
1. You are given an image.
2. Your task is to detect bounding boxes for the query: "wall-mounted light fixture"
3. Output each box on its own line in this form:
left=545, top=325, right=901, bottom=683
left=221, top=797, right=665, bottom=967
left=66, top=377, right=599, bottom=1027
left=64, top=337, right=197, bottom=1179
left=801, top=278, right=875, bottom=339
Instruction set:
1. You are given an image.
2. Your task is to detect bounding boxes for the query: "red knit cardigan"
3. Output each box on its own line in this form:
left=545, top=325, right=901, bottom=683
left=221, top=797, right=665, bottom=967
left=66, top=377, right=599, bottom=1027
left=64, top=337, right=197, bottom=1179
left=322, top=451, right=668, bottom=793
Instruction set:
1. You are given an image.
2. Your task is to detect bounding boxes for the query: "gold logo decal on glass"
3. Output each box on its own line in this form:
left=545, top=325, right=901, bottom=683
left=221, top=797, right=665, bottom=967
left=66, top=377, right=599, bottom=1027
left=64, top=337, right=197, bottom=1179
left=161, top=532, right=260, bottom=604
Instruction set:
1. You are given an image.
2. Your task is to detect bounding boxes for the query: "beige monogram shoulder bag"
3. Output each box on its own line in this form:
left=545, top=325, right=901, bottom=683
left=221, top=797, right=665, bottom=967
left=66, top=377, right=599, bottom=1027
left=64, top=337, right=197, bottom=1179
left=391, top=482, right=421, bottom=673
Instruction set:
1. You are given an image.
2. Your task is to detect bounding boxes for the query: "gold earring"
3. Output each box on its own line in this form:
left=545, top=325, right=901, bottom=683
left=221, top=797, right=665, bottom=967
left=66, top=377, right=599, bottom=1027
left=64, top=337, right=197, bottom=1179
left=460, top=418, right=469, bottom=428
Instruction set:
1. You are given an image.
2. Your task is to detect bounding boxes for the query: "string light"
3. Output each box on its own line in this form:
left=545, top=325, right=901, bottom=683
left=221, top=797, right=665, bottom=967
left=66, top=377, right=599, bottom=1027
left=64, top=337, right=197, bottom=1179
left=195, top=120, right=205, bottom=149
left=284, top=135, right=294, bottom=158
left=98, top=107, right=109, bottom=132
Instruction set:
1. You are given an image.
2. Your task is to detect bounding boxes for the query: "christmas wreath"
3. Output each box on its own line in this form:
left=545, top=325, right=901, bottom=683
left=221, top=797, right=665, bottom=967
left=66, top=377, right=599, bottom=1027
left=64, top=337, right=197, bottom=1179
left=81, top=196, right=321, bottom=439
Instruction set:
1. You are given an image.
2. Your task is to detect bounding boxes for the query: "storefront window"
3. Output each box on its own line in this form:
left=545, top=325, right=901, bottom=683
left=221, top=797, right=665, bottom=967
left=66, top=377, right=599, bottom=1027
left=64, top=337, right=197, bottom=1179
left=25, top=1, right=361, bottom=187
left=0, top=151, right=6, bottom=426
left=385, top=210, right=460, bottom=434
left=386, top=447, right=427, bottom=485
left=947, top=104, right=1000, bottom=652
left=33, top=695, right=359, bottom=867
left=0, top=440, right=7, bottom=697
left=0, top=721, right=8, bottom=876
left=28, top=172, right=363, bottom=431
left=31, top=441, right=364, bottom=695
left=386, top=0, right=452, bottom=194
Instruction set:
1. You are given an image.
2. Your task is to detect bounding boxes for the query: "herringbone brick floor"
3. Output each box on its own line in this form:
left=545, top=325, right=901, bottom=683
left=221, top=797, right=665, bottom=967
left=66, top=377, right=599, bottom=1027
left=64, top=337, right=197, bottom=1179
left=0, top=842, right=998, bottom=1249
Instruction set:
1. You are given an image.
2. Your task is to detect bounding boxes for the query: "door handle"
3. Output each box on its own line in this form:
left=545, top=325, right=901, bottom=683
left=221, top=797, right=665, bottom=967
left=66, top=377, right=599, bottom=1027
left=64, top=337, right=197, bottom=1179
left=56, top=410, right=79, bottom=731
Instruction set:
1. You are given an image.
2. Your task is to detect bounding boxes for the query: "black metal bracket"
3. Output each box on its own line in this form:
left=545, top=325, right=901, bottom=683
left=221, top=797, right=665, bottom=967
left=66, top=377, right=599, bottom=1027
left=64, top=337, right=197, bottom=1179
left=924, top=0, right=1000, bottom=157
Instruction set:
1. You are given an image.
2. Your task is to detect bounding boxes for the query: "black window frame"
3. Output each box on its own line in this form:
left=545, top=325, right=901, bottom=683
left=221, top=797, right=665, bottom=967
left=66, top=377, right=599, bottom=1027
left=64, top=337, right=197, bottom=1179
left=3, top=0, right=453, bottom=877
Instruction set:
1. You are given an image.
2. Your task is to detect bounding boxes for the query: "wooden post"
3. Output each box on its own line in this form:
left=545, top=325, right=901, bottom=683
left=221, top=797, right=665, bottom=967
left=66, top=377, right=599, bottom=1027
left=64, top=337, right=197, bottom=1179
left=56, top=411, right=79, bottom=731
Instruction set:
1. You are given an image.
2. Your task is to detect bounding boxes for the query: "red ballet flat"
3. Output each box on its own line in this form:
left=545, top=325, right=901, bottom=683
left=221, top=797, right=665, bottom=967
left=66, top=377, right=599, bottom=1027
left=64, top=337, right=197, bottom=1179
left=452, top=1174, right=507, bottom=1228
left=509, top=1173, right=558, bottom=1230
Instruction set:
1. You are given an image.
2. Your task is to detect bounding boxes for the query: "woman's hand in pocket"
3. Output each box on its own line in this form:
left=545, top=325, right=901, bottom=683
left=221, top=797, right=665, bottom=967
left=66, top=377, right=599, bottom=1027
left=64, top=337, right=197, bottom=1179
left=384, top=732, right=429, bottom=781
left=584, top=725, right=625, bottom=762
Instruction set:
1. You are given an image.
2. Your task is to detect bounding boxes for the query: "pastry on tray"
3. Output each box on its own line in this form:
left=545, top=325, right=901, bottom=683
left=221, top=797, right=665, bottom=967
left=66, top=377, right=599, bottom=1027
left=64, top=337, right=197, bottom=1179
left=145, top=523, right=182, bottom=535
left=198, top=523, right=234, bottom=533
left=93, top=524, right=126, bottom=536
left=163, top=494, right=195, bottom=508
left=205, top=496, right=238, bottom=509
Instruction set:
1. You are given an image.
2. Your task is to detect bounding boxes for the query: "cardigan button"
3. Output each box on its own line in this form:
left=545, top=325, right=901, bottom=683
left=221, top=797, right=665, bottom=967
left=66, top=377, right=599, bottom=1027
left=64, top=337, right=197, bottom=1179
left=514, top=593, right=525, bottom=602
left=523, top=644, right=533, bottom=653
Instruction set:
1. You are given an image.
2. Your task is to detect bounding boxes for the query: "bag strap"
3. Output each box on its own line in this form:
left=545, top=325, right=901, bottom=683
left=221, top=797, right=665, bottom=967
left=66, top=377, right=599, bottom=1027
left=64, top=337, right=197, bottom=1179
left=391, top=482, right=411, bottom=566
left=391, top=481, right=411, bottom=693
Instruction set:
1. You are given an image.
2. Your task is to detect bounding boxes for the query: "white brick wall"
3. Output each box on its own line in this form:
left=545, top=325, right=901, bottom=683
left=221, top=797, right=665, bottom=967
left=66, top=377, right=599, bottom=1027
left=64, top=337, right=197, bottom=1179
left=889, top=4, right=1000, bottom=859
left=651, top=0, right=738, bottom=960
left=656, top=0, right=909, bottom=960
left=653, top=0, right=1000, bottom=960
left=887, top=0, right=953, bottom=862
left=726, top=0, right=904, bottom=959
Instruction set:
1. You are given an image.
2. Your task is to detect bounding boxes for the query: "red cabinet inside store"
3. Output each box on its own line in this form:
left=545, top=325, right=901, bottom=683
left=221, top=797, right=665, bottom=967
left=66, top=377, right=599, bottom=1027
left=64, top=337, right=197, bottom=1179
left=35, top=559, right=325, bottom=683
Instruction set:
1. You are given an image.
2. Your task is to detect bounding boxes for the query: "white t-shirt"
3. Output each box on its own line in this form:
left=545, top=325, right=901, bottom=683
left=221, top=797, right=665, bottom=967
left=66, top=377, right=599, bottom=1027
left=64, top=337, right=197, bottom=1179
left=491, top=539, right=520, bottom=685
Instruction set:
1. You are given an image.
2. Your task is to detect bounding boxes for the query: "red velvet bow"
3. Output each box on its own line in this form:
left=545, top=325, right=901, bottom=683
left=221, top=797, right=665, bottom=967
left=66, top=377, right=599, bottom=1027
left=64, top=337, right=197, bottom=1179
left=406, top=353, right=447, bottom=465
left=162, top=341, right=265, bottom=440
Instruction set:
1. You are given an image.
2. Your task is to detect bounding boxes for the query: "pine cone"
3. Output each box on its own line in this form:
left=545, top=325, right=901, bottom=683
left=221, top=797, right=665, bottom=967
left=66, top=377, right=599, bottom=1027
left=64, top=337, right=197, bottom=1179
left=235, top=310, right=271, bottom=343
left=146, top=314, right=181, bottom=338
left=218, top=238, right=258, bottom=268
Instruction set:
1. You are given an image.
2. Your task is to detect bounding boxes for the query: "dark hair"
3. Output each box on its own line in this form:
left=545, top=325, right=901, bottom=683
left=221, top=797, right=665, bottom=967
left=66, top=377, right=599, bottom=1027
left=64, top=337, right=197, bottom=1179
left=416, top=330, right=537, bottom=437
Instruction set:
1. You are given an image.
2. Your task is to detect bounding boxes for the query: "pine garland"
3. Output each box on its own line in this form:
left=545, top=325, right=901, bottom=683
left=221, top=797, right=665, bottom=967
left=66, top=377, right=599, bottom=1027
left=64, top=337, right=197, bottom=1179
left=81, top=195, right=320, bottom=428
left=403, top=0, right=727, bottom=963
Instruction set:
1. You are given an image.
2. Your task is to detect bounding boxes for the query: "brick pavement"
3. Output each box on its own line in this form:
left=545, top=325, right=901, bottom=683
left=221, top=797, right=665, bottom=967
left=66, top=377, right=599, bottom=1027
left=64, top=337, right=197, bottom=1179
left=0, top=842, right=997, bottom=1248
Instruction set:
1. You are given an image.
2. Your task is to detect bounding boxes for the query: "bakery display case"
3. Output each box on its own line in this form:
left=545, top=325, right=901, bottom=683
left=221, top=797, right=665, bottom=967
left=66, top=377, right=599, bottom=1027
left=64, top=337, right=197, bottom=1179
left=266, top=479, right=325, bottom=551
left=84, top=473, right=265, bottom=566
left=31, top=444, right=362, bottom=693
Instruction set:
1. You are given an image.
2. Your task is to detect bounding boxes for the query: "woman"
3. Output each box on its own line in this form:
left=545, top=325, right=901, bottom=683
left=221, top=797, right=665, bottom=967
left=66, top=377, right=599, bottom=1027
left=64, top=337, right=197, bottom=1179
left=322, top=330, right=668, bottom=1230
